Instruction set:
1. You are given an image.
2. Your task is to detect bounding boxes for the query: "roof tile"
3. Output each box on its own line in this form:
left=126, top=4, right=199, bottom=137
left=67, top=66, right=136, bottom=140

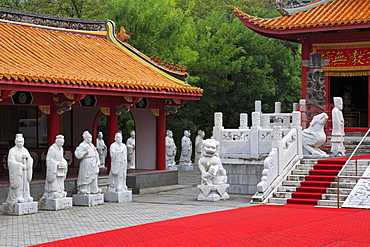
left=0, top=21, right=203, bottom=94
left=234, top=0, right=370, bottom=31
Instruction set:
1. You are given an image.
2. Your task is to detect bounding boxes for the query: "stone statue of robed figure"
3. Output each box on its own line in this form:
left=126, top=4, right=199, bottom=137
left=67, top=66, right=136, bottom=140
left=73, top=131, right=103, bottom=206
left=105, top=132, right=132, bottom=202
left=40, top=134, right=72, bottom=210
left=2, top=133, right=38, bottom=215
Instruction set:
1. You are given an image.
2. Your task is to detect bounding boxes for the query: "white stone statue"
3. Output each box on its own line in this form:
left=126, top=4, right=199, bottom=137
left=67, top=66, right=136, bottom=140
left=198, top=139, right=227, bottom=185
left=107, top=133, right=128, bottom=192
left=331, top=97, right=345, bottom=156
left=165, top=130, right=177, bottom=168
left=74, top=131, right=101, bottom=194
left=6, top=133, right=34, bottom=204
left=126, top=131, right=135, bottom=169
left=194, top=130, right=205, bottom=167
left=197, top=138, right=229, bottom=201
left=179, top=130, right=192, bottom=167
left=302, top=113, right=329, bottom=157
left=42, top=135, right=68, bottom=199
left=96, top=131, right=107, bottom=168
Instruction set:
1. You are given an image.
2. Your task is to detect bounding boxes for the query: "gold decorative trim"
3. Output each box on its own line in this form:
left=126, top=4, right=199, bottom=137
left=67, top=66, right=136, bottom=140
left=151, top=109, right=160, bottom=117
left=124, top=96, right=133, bottom=102
left=64, top=93, right=87, bottom=100
left=326, top=71, right=369, bottom=77
left=100, top=107, right=110, bottom=116
left=39, top=105, right=50, bottom=115
left=173, top=99, right=181, bottom=104
left=9, top=91, right=17, bottom=98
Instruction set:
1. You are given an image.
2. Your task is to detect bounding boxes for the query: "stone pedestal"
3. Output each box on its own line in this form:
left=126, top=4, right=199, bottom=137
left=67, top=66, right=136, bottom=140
left=104, top=190, right=132, bottom=202
left=40, top=197, right=72, bottom=211
left=197, top=184, right=230, bottom=202
left=167, top=166, right=178, bottom=171
left=72, top=193, right=104, bottom=207
left=180, top=165, right=194, bottom=171
left=2, top=202, right=38, bottom=215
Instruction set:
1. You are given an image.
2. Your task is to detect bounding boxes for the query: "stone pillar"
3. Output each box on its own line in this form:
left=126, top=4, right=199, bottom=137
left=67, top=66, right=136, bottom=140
left=47, top=105, right=59, bottom=147
left=275, top=102, right=281, bottom=114
left=292, top=111, right=303, bottom=156
left=251, top=112, right=261, bottom=157
left=272, top=126, right=284, bottom=174
left=255, top=101, right=262, bottom=112
left=156, top=107, right=166, bottom=170
left=212, top=112, right=223, bottom=142
left=299, top=99, right=307, bottom=129
left=239, top=113, right=248, bottom=129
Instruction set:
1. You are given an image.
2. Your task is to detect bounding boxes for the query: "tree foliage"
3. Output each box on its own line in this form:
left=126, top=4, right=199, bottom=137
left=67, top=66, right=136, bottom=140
left=0, top=0, right=302, bottom=148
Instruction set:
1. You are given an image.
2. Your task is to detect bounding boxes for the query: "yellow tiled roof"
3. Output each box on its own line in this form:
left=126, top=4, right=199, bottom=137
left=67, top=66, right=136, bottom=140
left=234, top=0, right=370, bottom=31
left=0, top=21, right=203, bottom=95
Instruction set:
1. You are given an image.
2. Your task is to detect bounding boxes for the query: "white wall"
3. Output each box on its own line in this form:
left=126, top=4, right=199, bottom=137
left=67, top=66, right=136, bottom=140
left=130, top=108, right=157, bottom=169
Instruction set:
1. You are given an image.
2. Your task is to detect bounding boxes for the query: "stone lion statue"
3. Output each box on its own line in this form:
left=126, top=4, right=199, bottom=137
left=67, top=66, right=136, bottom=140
left=302, top=112, right=329, bottom=157
left=198, top=139, right=227, bottom=185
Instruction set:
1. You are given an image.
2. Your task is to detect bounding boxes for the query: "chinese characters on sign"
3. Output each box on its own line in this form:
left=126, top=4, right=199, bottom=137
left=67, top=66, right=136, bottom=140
left=316, top=48, right=370, bottom=67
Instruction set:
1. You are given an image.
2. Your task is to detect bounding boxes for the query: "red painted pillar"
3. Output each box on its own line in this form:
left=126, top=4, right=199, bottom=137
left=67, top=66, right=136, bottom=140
left=107, top=107, right=118, bottom=173
left=301, top=35, right=312, bottom=99
left=368, top=75, right=370, bottom=128
left=156, top=107, right=166, bottom=170
left=47, top=105, right=59, bottom=146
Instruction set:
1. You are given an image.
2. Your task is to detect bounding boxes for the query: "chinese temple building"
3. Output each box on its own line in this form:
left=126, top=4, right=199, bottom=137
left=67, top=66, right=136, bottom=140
left=234, top=0, right=370, bottom=132
left=0, top=7, right=203, bottom=180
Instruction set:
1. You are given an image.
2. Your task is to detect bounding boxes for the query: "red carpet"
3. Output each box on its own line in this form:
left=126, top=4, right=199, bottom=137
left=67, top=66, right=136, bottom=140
left=32, top=204, right=370, bottom=247
left=288, top=154, right=370, bottom=205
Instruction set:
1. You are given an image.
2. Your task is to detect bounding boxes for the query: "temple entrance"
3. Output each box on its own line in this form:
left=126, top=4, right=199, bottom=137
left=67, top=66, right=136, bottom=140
left=330, top=76, right=368, bottom=128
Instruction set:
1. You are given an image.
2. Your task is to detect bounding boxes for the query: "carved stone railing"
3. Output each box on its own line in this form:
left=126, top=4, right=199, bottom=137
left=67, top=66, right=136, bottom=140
left=213, top=101, right=301, bottom=159
left=257, top=127, right=302, bottom=194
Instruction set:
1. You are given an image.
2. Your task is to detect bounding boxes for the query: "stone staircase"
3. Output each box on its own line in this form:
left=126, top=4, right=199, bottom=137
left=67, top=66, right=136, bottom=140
left=268, top=158, right=369, bottom=207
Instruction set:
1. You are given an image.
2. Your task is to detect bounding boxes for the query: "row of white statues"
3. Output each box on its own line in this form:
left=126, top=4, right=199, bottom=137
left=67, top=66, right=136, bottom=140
left=3, top=131, right=132, bottom=215
left=96, top=130, right=135, bottom=169
left=166, top=129, right=205, bottom=170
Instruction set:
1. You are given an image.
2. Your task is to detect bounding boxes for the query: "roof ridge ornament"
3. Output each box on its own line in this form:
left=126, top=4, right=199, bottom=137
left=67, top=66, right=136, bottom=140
left=276, top=0, right=334, bottom=16
left=150, top=55, right=187, bottom=73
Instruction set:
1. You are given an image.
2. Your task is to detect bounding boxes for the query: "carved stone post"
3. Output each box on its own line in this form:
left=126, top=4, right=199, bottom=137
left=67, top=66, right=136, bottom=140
left=212, top=112, right=223, bottom=143
left=251, top=112, right=261, bottom=157
left=292, top=111, right=303, bottom=156
left=274, top=102, right=281, bottom=114
left=255, top=101, right=262, bottom=112
left=239, top=113, right=249, bottom=129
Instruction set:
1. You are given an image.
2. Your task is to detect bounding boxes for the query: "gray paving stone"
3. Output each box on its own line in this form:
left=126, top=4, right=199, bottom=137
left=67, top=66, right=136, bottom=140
left=0, top=171, right=253, bottom=247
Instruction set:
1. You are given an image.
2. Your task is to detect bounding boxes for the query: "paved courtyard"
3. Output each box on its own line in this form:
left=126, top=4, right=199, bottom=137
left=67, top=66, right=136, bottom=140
left=0, top=171, right=253, bottom=247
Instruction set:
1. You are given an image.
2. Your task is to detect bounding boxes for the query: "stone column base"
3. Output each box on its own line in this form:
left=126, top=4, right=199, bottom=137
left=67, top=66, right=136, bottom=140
left=40, top=197, right=72, bottom=211
left=2, top=202, right=38, bottom=215
left=197, top=184, right=230, bottom=202
left=72, top=193, right=104, bottom=207
left=104, top=190, right=132, bottom=202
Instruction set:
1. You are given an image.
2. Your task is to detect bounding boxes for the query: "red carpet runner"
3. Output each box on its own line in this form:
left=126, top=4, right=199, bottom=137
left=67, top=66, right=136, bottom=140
left=32, top=204, right=370, bottom=247
left=288, top=155, right=370, bottom=205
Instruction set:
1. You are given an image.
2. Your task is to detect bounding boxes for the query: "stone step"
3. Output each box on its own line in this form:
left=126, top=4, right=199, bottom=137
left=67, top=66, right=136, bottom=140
left=291, top=170, right=310, bottom=175
left=322, top=193, right=348, bottom=201
left=295, top=164, right=314, bottom=170
left=326, top=188, right=353, bottom=195
left=286, top=175, right=306, bottom=181
left=329, top=181, right=356, bottom=189
left=300, top=159, right=319, bottom=164
left=268, top=197, right=287, bottom=204
left=282, top=180, right=301, bottom=187
left=276, top=186, right=296, bottom=192
left=316, top=199, right=344, bottom=207
left=272, top=192, right=292, bottom=199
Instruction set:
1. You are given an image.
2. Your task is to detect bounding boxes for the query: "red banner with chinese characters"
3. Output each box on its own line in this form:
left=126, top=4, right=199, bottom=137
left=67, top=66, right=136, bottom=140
left=316, top=48, right=370, bottom=67
left=313, top=43, right=370, bottom=73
